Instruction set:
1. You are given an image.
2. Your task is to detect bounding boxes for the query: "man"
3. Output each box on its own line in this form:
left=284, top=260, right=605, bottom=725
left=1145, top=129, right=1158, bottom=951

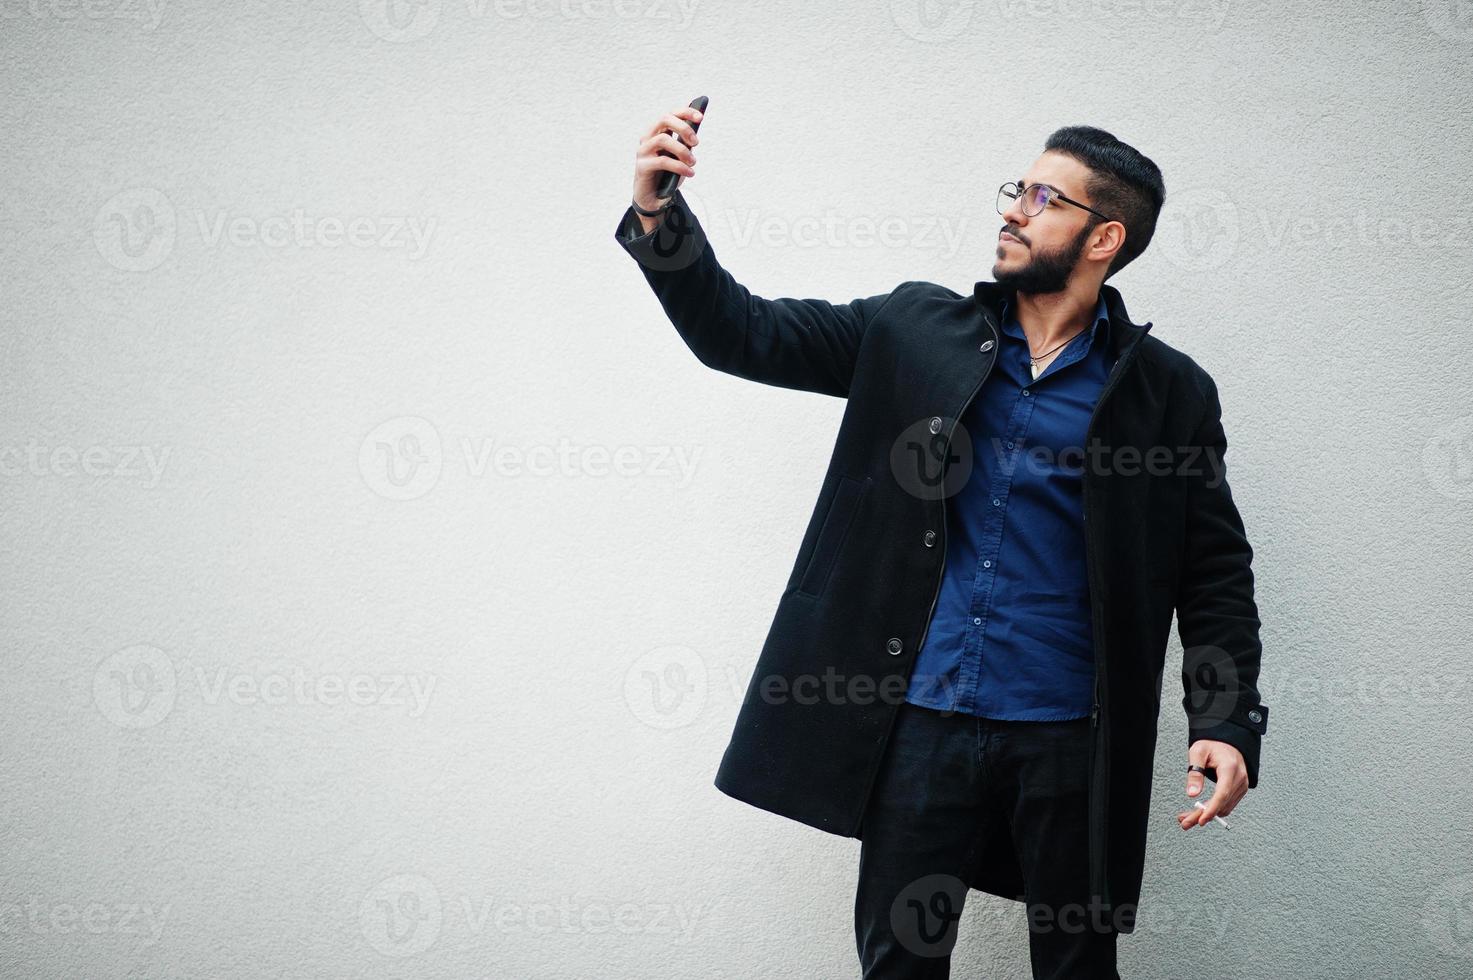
left=614, top=105, right=1268, bottom=979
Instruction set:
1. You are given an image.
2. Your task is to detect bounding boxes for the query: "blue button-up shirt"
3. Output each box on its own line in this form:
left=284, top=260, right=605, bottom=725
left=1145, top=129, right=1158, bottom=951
left=904, top=291, right=1115, bottom=720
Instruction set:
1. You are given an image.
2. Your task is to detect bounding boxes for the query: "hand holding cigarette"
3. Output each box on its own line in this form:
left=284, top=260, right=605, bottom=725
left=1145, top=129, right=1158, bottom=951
left=1178, top=739, right=1250, bottom=831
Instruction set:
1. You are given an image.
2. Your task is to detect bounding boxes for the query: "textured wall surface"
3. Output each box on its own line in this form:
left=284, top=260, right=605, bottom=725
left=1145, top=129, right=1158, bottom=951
left=3, top=1, right=1471, bottom=976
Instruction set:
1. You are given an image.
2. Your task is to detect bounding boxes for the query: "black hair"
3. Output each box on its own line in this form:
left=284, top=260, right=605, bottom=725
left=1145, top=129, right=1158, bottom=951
left=1042, top=125, right=1165, bottom=280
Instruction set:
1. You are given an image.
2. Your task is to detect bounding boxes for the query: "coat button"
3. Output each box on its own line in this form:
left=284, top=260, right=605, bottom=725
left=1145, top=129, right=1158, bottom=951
left=928, top=416, right=943, bottom=434
left=886, top=637, right=903, bottom=656
left=923, top=530, right=936, bottom=547
left=1248, top=709, right=1262, bottom=724
left=980, top=339, right=994, bottom=352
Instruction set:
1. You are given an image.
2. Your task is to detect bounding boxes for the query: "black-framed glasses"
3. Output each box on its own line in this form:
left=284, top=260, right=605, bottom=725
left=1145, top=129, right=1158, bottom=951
left=997, top=180, right=1113, bottom=222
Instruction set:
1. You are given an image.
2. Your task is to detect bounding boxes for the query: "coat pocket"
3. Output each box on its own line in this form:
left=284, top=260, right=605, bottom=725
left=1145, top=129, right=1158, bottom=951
left=796, top=475, right=870, bottom=598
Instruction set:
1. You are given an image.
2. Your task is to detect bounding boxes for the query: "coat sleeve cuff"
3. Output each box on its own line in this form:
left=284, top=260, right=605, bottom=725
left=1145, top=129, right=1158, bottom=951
left=1188, top=702, right=1267, bottom=789
left=613, top=190, right=706, bottom=273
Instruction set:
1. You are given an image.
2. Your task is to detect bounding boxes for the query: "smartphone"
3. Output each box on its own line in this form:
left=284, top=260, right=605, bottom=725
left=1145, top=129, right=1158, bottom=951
left=655, top=95, right=708, bottom=200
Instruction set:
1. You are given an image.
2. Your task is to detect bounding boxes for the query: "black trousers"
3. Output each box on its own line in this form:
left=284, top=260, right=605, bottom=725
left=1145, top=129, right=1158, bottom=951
left=855, top=701, right=1121, bottom=979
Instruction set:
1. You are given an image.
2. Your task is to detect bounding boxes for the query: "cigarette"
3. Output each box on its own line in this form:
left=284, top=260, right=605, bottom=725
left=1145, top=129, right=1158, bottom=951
left=1194, top=801, right=1230, bottom=829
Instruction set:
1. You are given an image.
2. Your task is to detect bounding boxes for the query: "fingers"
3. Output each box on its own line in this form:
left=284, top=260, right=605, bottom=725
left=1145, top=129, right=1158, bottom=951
left=1193, top=765, right=1234, bottom=824
left=1179, top=742, right=1249, bottom=830
left=640, top=131, right=697, bottom=167
left=1213, top=768, right=1247, bottom=818
left=635, top=144, right=695, bottom=180
left=1185, top=768, right=1206, bottom=800
left=1183, top=741, right=1211, bottom=801
left=1177, top=772, right=1248, bottom=830
left=642, top=108, right=702, bottom=148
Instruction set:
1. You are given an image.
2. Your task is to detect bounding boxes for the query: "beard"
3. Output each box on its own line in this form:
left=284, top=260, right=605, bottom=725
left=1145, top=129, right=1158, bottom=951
left=992, top=219, right=1096, bottom=295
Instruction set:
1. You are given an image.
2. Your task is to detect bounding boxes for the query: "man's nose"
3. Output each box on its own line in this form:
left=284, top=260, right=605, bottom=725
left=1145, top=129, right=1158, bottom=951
left=1001, top=199, right=1029, bottom=231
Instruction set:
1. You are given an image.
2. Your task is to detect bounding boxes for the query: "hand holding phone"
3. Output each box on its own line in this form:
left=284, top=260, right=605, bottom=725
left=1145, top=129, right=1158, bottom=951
left=630, top=97, right=707, bottom=227
left=655, top=96, right=708, bottom=200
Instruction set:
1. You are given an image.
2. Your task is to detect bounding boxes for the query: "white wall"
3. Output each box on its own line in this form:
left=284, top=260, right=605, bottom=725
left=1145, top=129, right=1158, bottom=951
left=2, top=1, right=1471, bottom=976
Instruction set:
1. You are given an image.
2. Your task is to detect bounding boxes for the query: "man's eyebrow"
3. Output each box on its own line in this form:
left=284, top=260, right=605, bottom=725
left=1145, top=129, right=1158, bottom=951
left=1020, top=179, right=1063, bottom=194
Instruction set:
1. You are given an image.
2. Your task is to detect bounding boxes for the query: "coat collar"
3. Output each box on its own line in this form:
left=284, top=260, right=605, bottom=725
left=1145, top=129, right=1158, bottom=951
left=973, top=280, right=1152, bottom=361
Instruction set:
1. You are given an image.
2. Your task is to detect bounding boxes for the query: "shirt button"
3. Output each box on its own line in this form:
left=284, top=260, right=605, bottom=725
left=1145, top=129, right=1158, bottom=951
left=983, top=560, right=992, bottom=568
left=992, top=498, right=1000, bottom=506
left=886, top=637, right=904, bottom=656
left=928, top=416, right=943, bottom=434
left=1022, top=389, right=1030, bottom=397
left=1248, top=709, right=1262, bottom=723
left=980, top=339, right=994, bottom=352
left=973, top=617, right=981, bottom=625
left=923, top=530, right=937, bottom=547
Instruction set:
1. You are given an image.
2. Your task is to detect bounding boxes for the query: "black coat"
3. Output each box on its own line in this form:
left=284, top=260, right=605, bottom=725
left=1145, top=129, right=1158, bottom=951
left=615, top=190, right=1269, bottom=934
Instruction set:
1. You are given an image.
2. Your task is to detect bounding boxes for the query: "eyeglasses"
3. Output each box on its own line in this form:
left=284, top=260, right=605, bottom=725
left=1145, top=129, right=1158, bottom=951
left=997, top=180, right=1113, bottom=222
